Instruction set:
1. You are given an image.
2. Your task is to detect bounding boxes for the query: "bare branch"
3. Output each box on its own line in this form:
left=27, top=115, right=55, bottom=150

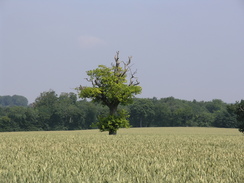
left=128, top=68, right=140, bottom=86
left=135, top=79, right=140, bottom=85
left=132, top=69, right=137, bottom=76
left=114, top=51, right=120, bottom=68
left=129, top=77, right=140, bottom=86
left=114, top=51, right=119, bottom=62
left=78, top=85, right=83, bottom=90
left=86, top=77, right=97, bottom=87
left=127, top=56, right=132, bottom=65
left=85, top=78, right=91, bottom=82
left=120, top=56, right=132, bottom=74
left=78, top=85, right=87, bottom=90
left=95, top=79, right=101, bottom=87
left=113, top=51, right=139, bottom=86
left=240, top=105, right=244, bottom=111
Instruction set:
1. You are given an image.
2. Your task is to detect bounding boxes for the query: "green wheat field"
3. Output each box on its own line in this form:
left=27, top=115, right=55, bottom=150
left=0, top=127, right=243, bottom=183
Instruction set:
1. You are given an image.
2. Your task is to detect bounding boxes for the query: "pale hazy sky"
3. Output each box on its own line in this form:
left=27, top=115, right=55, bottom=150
left=1, top=0, right=244, bottom=103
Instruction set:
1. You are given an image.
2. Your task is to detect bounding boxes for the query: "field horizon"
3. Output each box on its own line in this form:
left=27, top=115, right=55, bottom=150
left=0, top=126, right=241, bottom=134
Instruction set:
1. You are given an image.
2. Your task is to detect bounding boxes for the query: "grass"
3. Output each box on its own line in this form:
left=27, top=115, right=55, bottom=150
left=0, top=127, right=243, bottom=183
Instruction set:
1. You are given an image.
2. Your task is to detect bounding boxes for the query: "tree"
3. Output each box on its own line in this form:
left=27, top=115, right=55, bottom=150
left=233, top=100, right=244, bottom=133
left=33, top=90, right=58, bottom=130
left=0, top=116, right=11, bottom=132
left=153, top=100, right=172, bottom=127
left=0, top=96, right=13, bottom=106
left=129, top=98, right=155, bottom=127
left=77, top=51, right=142, bottom=135
left=53, top=92, right=85, bottom=130
left=0, top=95, right=28, bottom=106
left=213, top=110, right=237, bottom=128
left=205, top=99, right=225, bottom=113
left=12, top=95, right=28, bottom=106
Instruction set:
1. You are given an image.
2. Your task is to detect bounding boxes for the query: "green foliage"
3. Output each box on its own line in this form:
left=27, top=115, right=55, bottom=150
left=0, top=116, right=11, bottom=132
left=129, top=98, right=155, bottom=127
left=232, top=100, right=244, bottom=133
left=0, top=90, right=240, bottom=132
left=97, top=109, right=130, bottom=134
left=78, top=65, right=142, bottom=106
left=33, top=91, right=95, bottom=131
left=205, top=99, right=225, bottom=113
left=0, top=95, right=28, bottom=106
left=213, top=110, right=237, bottom=128
left=128, top=97, right=237, bottom=128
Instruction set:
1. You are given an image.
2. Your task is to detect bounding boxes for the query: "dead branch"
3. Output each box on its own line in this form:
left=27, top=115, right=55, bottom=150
left=240, top=105, right=244, bottom=111
left=128, top=69, right=140, bottom=86
left=86, top=77, right=97, bottom=87
left=114, top=51, right=120, bottom=68
left=113, top=51, right=139, bottom=86
left=127, top=56, right=132, bottom=65
left=95, top=79, right=101, bottom=87
left=78, top=85, right=87, bottom=90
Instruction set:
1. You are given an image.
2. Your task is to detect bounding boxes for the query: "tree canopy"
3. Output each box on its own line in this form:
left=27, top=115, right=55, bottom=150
left=77, top=51, right=142, bottom=134
left=0, top=95, right=28, bottom=107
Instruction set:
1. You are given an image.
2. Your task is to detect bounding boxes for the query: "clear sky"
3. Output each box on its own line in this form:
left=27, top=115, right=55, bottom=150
left=1, top=0, right=244, bottom=103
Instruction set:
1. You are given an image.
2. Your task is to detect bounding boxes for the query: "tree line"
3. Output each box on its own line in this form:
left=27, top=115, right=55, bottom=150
left=0, top=91, right=243, bottom=132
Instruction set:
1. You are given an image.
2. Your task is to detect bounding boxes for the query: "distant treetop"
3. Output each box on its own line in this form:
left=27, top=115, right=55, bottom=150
left=0, top=95, right=28, bottom=107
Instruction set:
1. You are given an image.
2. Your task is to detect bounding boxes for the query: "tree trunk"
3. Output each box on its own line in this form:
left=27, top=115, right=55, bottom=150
left=108, top=104, right=118, bottom=135
left=109, top=105, right=118, bottom=115
left=109, top=129, right=117, bottom=135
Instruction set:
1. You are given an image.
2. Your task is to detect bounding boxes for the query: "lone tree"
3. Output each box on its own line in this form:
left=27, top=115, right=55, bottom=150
left=77, top=51, right=142, bottom=135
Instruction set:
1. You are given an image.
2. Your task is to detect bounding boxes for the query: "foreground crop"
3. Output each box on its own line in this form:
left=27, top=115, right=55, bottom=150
left=0, top=127, right=243, bottom=182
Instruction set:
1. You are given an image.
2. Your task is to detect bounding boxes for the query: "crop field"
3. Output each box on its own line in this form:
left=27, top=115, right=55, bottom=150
left=0, top=127, right=243, bottom=183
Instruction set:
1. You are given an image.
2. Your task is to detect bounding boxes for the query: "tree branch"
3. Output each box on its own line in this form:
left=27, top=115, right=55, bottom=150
left=114, top=51, right=120, bottom=68
left=129, top=69, right=140, bottom=86
left=113, top=51, right=139, bottom=86
left=240, top=105, right=244, bottom=111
